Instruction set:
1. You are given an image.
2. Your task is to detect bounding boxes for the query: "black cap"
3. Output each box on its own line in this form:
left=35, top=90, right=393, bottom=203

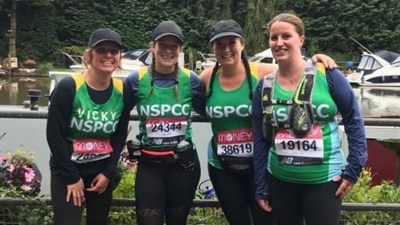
left=88, top=28, right=122, bottom=48
left=152, top=20, right=184, bottom=43
left=209, top=19, right=243, bottom=43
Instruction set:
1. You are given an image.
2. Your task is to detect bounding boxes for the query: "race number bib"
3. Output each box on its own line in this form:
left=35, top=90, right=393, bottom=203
left=216, top=128, right=253, bottom=157
left=146, top=117, right=187, bottom=138
left=71, top=139, right=112, bottom=163
left=71, top=153, right=110, bottom=163
left=275, top=125, right=324, bottom=165
left=72, top=139, right=113, bottom=154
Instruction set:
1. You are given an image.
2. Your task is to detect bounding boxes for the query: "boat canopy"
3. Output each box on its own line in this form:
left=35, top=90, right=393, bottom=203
left=374, top=50, right=400, bottom=63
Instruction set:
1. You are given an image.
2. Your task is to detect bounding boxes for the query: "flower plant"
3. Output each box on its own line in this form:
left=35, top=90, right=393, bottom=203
left=0, top=148, right=41, bottom=197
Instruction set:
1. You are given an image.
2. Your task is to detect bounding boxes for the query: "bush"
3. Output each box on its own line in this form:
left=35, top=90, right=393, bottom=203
left=35, top=63, right=55, bottom=74
left=112, top=150, right=136, bottom=198
left=342, top=168, right=400, bottom=224
left=61, top=46, right=86, bottom=56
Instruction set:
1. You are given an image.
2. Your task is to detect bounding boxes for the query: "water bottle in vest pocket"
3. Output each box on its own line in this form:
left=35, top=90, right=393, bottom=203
left=289, top=102, right=314, bottom=137
left=126, top=137, right=141, bottom=161
left=175, top=140, right=197, bottom=170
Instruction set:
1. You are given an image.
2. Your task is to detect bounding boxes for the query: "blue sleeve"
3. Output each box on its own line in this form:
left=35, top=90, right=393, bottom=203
left=252, top=78, right=271, bottom=200
left=124, top=70, right=139, bottom=111
left=104, top=80, right=131, bottom=179
left=326, top=69, right=368, bottom=183
left=190, top=71, right=207, bottom=116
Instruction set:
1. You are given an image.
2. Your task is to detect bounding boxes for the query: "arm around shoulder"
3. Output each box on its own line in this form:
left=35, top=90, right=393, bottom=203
left=199, top=67, right=213, bottom=90
left=252, top=78, right=272, bottom=200
left=257, top=63, right=277, bottom=79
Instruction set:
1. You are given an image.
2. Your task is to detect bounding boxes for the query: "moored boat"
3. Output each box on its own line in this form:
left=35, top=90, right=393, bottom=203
left=68, top=49, right=185, bottom=79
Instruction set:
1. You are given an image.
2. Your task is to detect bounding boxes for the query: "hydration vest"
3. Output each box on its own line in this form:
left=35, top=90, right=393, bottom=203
left=262, top=59, right=317, bottom=140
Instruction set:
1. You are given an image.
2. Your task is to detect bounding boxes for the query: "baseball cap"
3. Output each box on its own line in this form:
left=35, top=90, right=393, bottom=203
left=88, top=28, right=122, bottom=49
left=152, top=20, right=184, bottom=43
left=209, top=19, right=243, bottom=43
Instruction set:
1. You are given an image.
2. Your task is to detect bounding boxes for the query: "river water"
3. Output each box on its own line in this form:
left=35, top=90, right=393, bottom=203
left=1, top=76, right=400, bottom=195
left=0, top=76, right=51, bottom=107
left=1, top=76, right=400, bottom=117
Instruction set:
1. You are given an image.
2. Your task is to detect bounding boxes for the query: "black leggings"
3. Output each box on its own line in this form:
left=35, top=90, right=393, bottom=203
left=51, top=173, right=113, bottom=225
left=268, top=173, right=342, bottom=225
left=208, top=164, right=274, bottom=225
left=135, top=155, right=200, bottom=225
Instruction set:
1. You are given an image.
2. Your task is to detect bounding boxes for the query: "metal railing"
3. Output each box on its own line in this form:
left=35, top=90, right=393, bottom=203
left=1, top=198, right=400, bottom=224
left=2, top=107, right=400, bottom=224
left=1, top=197, right=400, bottom=210
left=1, top=105, right=400, bottom=126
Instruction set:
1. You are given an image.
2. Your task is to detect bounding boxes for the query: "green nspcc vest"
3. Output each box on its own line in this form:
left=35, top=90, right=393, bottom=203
left=136, top=67, right=193, bottom=150
left=68, top=74, right=124, bottom=140
left=267, top=63, right=345, bottom=184
left=206, top=63, right=260, bottom=169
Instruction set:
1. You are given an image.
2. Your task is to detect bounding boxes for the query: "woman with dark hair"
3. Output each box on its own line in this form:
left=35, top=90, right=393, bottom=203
left=124, top=20, right=206, bottom=225
left=200, top=19, right=337, bottom=225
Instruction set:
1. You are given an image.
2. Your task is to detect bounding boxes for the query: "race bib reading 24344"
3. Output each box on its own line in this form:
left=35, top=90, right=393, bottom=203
left=146, top=117, right=187, bottom=138
left=217, top=128, right=253, bottom=157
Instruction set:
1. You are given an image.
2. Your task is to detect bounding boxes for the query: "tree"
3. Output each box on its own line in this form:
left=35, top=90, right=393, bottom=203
left=1, top=0, right=53, bottom=63
left=243, top=0, right=287, bottom=55
left=290, top=0, right=400, bottom=59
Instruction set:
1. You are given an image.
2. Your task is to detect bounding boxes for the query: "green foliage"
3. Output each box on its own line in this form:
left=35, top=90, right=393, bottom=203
left=108, top=206, right=136, bottom=225
left=16, top=3, right=62, bottom=63
left=112, top=165, right=136, bottom=199
left=289, top=0, right=400, bottom=56
left=17, top=200, right=54, bottom=225
left=36, top=62, right=55, bottom=74
left=344, top=168, right=400, bottom=203
left=342, top=168, right=400, bottom=224
left=2, top=0, right=400, bottom=65
left=188, top=207, right=228, bottom=225
left=60, top=46, right=85, bottom=56
left=243, top=0, right=288, bottom=55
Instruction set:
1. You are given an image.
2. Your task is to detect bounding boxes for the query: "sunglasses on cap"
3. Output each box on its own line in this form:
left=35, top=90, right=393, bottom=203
left=93, top=47, right=121, bottom=55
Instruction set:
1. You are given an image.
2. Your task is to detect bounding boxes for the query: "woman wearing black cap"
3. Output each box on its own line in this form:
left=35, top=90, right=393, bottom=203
left=199, top=19, right=337, bottom=225
left=47, top=28, right=131, bottom=225
left=124, top=20, right=206, bottom=225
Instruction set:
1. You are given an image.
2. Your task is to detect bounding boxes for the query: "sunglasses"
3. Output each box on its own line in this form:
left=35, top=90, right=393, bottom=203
left=93, top=47, right=121, bottom=55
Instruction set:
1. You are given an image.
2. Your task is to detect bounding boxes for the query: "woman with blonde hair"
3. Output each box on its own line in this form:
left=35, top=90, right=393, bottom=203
left=47, top=28, right=131, bottom=225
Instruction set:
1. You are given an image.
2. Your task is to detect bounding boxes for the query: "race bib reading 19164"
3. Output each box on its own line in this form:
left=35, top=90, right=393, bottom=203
left=274, top=125, right=324, bottom=165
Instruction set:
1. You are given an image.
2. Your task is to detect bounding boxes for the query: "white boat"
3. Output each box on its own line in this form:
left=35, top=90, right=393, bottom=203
left=249, top=48, right=277, bottom=65
left=195, top=52, right=217, bottom=70
left=346, top=50, right=400, bottom=87
left=68, top=49, right=185, bottom=78
left=48, top=70, right=130, bottom=100
left=68, top=49, right=152, bottom=77
left=345, top=38, right=400, bottom=87
left=0, top=64, right=7, bottom=75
